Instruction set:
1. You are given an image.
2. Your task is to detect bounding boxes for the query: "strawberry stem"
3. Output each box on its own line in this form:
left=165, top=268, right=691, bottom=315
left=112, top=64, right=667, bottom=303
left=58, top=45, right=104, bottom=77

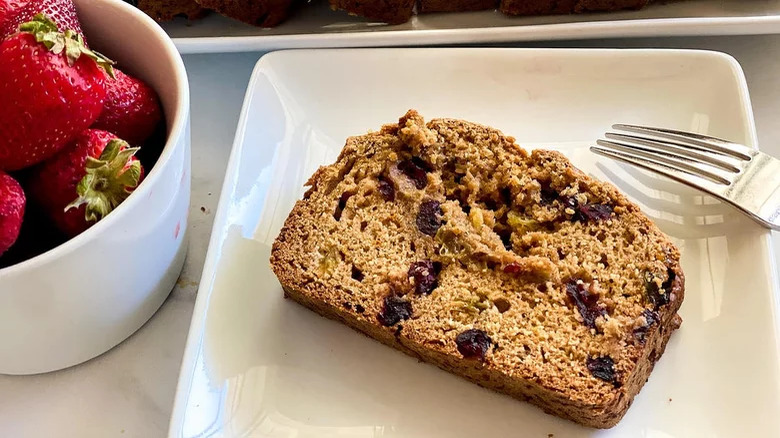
left=19, top=14, right=115, bottom=78
left=65, top=139, right=142, bottom=222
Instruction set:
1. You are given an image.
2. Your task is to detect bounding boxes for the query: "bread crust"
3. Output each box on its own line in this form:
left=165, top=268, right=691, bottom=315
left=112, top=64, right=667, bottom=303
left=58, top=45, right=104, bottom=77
left=419, top=0, right=497, bottom=13
left=195, top=0, right=296, bottom=27
left=136, top=0, right=207, bottom=21
left=271, top=110, right=684, bottom=428
left=136, top=0, right=653, bottom=25
left=500, top=0, right=649, bottom=15
left=329, top=0, right=415, bottom=24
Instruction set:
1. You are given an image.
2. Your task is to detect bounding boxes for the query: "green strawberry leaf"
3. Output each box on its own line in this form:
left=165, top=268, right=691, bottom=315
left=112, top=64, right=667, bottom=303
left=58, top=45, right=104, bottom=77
left=20, top=14, right=116, bottom=78
left=65, top=139, right=142, bottom=222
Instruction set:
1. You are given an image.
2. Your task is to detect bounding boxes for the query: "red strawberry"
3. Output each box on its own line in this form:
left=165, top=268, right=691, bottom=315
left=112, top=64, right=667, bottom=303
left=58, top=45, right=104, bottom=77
left=29, top=129, right=143, bottom=237
left=0, top=0, right=83, bottom=41
left=0, top=14, right=113, bottom=171
left=0, top=171, right=25, bottom=256
left=93, top=69, right=163, bottom=145
left=0, top=0, right=33, bottom=38
left=0, top=0, right=24, bottom=28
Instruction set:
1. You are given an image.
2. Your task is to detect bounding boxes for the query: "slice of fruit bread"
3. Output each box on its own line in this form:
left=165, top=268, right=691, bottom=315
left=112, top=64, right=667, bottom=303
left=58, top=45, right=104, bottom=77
left=270, top=110, right=684, bottom=428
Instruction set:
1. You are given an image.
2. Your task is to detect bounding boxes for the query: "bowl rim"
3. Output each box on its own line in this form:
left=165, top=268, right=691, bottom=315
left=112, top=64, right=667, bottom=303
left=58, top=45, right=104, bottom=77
left=0, top=0, right=190, bottom=277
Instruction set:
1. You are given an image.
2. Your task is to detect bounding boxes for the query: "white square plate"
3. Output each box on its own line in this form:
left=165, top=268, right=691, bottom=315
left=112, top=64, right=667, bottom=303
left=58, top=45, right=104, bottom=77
left=166, top=1, right=780, bottom=54
left=169, top=48, right=780, bottom=437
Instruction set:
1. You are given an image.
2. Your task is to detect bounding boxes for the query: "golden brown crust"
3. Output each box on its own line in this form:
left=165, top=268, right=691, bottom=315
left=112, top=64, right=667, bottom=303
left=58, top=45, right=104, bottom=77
left=270, top=110, right=684, bottom=428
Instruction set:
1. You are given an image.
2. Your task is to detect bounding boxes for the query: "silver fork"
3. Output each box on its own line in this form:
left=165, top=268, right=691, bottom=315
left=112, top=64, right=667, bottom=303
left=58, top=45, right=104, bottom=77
left=591, top=125, right=780, bottom=230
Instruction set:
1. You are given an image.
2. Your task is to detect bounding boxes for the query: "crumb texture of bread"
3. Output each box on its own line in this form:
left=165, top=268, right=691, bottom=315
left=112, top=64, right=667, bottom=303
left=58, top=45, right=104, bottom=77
left=329, top=0, right=415, bottom=24
left=500, top=0, right=649, bottom=15
left=136, top=0, right=208, bottom=21
left=270, top=110, right=684, bottom=429
left=195, top=0, right=296, bottom=27
left=419, top=0, right=497, bottom=13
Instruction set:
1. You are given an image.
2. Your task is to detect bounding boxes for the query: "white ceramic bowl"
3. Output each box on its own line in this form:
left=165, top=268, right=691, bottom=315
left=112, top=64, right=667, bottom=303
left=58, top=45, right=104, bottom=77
left=0, top=0, right=191, bottom=375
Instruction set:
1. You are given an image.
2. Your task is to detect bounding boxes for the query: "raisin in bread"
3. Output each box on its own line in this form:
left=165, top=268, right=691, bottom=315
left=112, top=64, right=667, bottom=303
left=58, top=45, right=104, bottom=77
left=419, top=0, right=497, bottom=13
left=270, top=110, right=684, bottom=428
left=136, top=0, right=207, bottom=21
left=500, top=0, right=649, bottom=15
left=195, top=0, right=296, bottom=27
left=328, top=0, right=414, bottom=24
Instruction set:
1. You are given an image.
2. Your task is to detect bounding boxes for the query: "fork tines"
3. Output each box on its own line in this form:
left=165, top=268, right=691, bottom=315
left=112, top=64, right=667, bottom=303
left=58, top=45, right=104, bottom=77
left=590, top=124, right=756, bottom=187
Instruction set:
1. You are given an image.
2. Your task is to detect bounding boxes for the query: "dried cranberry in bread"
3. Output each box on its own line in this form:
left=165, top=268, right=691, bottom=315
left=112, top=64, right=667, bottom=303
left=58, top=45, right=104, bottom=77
left=270, top=110, right=684, bottom=428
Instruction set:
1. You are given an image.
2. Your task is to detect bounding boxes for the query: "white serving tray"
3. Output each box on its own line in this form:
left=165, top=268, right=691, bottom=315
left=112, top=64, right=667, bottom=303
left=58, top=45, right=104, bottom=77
left=169, top=48, right=780, bottom=437
left=166, top=0, right=780, bottom=54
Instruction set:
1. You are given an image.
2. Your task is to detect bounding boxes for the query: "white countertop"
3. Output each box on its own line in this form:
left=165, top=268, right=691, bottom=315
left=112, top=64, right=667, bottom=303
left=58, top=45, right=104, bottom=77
left=0, top=36, right=777, bottom=437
